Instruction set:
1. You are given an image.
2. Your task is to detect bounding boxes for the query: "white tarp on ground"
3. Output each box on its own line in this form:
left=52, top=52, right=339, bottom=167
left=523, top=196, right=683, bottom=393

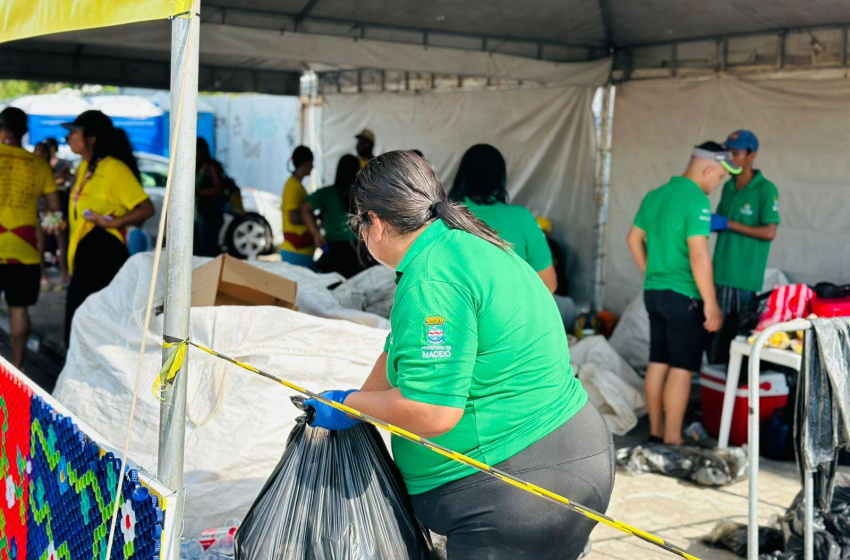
left=323, top=85, right=600, bottom=303
left=202, top=95, right=301, bottom=195
left=569, top=335, right=646, bottom=436
left=604, top=74, right=850, bottom=314
left=53, top=253, right=388, bottom=535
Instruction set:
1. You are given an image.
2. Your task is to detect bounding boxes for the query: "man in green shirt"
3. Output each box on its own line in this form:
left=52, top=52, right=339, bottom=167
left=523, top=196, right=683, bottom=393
left=627, top=141, right=740, bottom=445
left=707, top=130, right=779, bottom=363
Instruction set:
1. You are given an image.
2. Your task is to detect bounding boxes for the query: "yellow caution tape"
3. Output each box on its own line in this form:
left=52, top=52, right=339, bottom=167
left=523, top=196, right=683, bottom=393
left=155, top=337, right=704, bottom=560
left=153, top=338, right=187, bottom=399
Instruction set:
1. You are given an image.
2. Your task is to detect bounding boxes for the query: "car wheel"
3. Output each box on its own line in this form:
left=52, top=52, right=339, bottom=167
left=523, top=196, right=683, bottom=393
left=224, top=213, right=272, bottom=259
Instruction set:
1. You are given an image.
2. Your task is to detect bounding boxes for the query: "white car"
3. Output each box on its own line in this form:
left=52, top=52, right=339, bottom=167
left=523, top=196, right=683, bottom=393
left=137, top=153, right=283, bottom=259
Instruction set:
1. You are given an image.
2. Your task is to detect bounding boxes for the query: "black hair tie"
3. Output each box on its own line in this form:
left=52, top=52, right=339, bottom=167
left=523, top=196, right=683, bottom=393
left=429, top=200, right=442, bottom=217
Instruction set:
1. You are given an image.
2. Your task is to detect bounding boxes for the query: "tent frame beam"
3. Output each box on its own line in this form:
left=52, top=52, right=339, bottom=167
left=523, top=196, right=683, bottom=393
left=201, top=5, right=604, bottom=51
left=0, top=47, right=300, bottom=94
left=618, top=21, right=850, bottom=49
left=612, top=23, right=850, bottom=80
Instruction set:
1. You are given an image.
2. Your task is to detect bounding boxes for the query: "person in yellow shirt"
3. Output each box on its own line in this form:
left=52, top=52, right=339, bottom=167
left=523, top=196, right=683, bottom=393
left=280, top=145, right=316, bottom=268
left=355, top=129, right=376, bottom=168
left=61, top=110, right=154, bottom=346
left=0, top=108, right=64, bottom=369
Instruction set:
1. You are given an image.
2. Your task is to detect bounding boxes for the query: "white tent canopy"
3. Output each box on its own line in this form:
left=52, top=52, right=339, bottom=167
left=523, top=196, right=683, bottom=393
left=3, top=1, right=849, bottom=307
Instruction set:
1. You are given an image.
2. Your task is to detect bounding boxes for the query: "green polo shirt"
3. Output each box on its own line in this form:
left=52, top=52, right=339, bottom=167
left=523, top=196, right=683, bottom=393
left=304, top=186, right=357, bottom=243
left=384, top=219, right=586, bottom=494
left=713, top=171, right=779, bottom=293
left=463, top=198, right=553, bottom=272
left=633, top=176, right=711, bottom=299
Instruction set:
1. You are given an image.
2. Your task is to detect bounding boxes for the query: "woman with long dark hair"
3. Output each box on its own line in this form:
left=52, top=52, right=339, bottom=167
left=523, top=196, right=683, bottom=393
left=280, top=145, right=315, bottom=268
left=449, top=143, right=558, bottom=293
left=305, top=151, right=614, bottom=560
left=300, top=154, right=366, bottom=278
left=194, top=137, right=225, bottom=256
left=62, top=110, right=154, bottom=345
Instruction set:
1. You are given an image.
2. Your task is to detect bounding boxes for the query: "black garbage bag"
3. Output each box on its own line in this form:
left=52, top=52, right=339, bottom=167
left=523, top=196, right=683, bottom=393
left=234, top=398, right=432, bottom=560
left=616, top=443, right=748, bottom=486
left=700, top=520, right=784, bottom=557
left=777, top=478, right=850, bottom=560
left=796, top=322, right=850, bottom=511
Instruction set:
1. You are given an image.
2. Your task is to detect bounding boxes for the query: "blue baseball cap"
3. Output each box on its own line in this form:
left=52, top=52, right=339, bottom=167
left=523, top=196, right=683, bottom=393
left=725, top=130, right=759, bottom=152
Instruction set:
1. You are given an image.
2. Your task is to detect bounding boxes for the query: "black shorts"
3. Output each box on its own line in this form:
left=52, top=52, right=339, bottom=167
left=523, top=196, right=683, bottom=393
left=0, top=264, right=40, bottom=307
left=644, top=289, right=706, bottom=372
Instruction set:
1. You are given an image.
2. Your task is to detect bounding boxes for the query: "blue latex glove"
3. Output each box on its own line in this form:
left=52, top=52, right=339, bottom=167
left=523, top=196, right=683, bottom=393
left=710, top=214, right=729, bottom=232
left=304, top=389, right=361, bottom=431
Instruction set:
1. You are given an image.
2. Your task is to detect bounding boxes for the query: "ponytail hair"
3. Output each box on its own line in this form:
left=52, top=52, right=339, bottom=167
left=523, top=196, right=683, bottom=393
left=350, top=150, right=509, bottom=251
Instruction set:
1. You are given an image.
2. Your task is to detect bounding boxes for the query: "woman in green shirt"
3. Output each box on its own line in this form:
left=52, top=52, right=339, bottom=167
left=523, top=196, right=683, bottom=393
left=300, top=154, right=367, bottom=278
left=306, top=151, right=614, bottom=560
left=449, top=144, right=558, bottom=293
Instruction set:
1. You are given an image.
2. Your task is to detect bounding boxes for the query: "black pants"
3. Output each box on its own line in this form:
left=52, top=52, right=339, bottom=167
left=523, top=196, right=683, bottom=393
left=317, top=241, right=370, bottom=279
left=65, top=228, right=129, bottom=346
left=411, top=403, right=614, bottom=560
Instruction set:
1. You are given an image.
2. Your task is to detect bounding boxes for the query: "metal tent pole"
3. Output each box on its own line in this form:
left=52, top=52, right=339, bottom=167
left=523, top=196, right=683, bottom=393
left=592, top=84, right=613, bottom=311
left=747, top=319, right=812, bottom=560
left=159, top=7, right=199, bottom=560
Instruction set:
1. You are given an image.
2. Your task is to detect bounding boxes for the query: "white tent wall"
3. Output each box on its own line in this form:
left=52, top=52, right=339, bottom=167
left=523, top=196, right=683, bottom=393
left=604, top=74, right=850, bottom=314
left=322, top=85, right=599, bottom=302
left=202, top=94, right=301, bottom=194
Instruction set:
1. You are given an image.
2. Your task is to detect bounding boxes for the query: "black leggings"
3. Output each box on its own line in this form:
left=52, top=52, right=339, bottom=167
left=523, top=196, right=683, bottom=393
left=65, top=228, right=129, bottom=346
left=411, top=403, right=615, bottom=560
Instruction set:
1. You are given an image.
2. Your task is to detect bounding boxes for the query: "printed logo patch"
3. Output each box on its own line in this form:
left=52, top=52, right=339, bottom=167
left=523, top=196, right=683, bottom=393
left=425, top=316, right=445, bottom=345
left=772, top=197, right=779, bottom=212
left=422, top=316, right=451, bottom=359
left=740, top=203, right=754, bottom=216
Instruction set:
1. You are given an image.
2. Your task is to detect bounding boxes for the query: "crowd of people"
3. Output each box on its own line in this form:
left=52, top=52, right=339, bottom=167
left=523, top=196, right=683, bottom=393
left=628, top=130, right=778, bottom=446
left=0, top=107, right=154, bottom=372
left=1, top=97, right=785, bottom=558
left=1, top=109, right=566, bottom=376
left=280, top=131, right=563, bottom=288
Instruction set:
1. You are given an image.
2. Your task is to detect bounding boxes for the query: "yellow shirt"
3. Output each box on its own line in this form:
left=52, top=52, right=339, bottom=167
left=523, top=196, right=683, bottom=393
left=0, top=144, right=57, bottom=264
left=67, top=156, right=148, bottom=273
left=280, top=175, right=314, bottom=255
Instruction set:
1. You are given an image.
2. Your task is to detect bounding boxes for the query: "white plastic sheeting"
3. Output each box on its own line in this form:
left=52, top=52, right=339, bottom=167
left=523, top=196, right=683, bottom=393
left=53, top=253, right=388, bottom=534
left=323, top=85, right=600, bottom=302
left=569, top=335, right=646, bottom=436
left=202, top=95, right=301, bottom=195
left=605, top=75, right=850, bottom=314
left=332, top=265, right=397, bottom=319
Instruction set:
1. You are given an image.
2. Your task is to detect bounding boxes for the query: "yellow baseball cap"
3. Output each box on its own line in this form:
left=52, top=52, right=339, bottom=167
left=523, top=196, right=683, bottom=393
left=536, top=217, right=552, bottom=234
left=356, top=128, right=376, bottom=145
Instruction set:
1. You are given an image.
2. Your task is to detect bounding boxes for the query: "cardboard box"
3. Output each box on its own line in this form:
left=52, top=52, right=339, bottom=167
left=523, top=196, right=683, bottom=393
left=191, top=255, right=297, bottom=309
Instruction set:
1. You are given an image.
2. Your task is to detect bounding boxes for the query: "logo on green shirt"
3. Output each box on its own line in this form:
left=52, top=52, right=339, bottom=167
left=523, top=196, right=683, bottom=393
left=423, top=316, right=451, bottom=358
left=740, top=203, right=754, bottom=216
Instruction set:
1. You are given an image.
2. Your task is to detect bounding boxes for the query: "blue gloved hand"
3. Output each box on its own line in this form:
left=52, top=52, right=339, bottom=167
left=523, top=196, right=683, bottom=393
left=304, top=389, right=361, bottom=431
left=710, top=214, right=729, bottom=232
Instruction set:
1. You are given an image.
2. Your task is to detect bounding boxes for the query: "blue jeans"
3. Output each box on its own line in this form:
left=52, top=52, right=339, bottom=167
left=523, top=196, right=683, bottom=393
left=279, top=249, right=316, bottom=270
